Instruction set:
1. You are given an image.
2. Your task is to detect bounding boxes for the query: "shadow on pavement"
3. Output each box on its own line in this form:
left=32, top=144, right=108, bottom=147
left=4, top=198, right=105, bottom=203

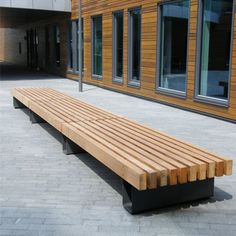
left=0, top=63, right=60, bottom=81
left=16, top=105, right=233, bottom=216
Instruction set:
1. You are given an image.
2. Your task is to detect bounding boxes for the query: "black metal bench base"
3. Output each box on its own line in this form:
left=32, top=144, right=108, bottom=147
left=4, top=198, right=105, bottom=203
left=30, top=110, right=46, bottom=124
left=62, top=136, right=86, bottom=155
left=13, top=97, right=26, bottom=109
left=122, top=178, right=214, bottom=214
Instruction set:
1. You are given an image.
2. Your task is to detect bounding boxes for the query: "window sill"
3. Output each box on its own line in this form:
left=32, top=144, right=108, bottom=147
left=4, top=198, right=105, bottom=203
left=92, top=74, right=103, bottom=80
left=194, top=95, right=229, bottom=108
left=67, top=70, right=84, bottom=75
left=128, top=81, right=141, bottom=89
left=112, top=77, right=123, bottom=85
left=67, top=69, right=73, bottom=73
left=156, top=87, right=187, bottom=99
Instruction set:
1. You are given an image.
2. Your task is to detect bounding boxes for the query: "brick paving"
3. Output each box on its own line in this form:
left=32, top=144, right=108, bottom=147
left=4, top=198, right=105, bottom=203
left=0, top=64, right=236, bottom=236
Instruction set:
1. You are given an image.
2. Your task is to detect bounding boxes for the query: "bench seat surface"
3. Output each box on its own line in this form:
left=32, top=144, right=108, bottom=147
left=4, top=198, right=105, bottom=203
left=12, top=88, right=233, bottom=191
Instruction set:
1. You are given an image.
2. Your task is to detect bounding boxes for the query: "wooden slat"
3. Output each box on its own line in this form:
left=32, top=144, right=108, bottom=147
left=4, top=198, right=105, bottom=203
left=88, top=119, right=187, bottom=185
left=12, top=88, right=233, bottom=191
left=29, top=101, right=67, bottom=131
left=99, top=119, right=205, bottom=179
left=62, top=122, right=150, bottom=190
left=103, top=118, right=216, bottom=178
left=37, top=89, right=119, bottom=119
left=67, top=122, right=147, bottom=190
left=120, top=118, right=232, bottom=176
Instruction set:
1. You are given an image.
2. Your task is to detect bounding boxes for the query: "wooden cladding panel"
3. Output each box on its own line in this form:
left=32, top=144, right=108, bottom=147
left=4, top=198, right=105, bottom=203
left=141, top=5, right=157, bottom=91
left=69, top=0, right=236, bottom=122
left=187, top=0, right=198, bottom=99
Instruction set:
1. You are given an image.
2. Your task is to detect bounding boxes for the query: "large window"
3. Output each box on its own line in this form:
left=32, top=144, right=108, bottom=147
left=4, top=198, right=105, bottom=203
left=68, top=21, right=73, bottom=70
left=196, top=0, right=233, bottom=103
left=158, top=0, right=189, bottom=95
left=68, top=20, right=84, bottom=73
left=113, top=11, right=124, bottom=83
left=92, top=15, right=103, bottom=78
left=128, top=8, right=141, bottom=86
left=54, top=25, right=60, bottom=67
left=76, top=20, right=84, bottom=72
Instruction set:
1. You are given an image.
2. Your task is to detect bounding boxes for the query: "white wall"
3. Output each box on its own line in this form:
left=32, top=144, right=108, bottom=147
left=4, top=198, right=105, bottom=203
left=0, top=28, right=27, bottom=65
left=0, top=0, right=71, bottom=12
left=0, top=0, right=11, bottom=7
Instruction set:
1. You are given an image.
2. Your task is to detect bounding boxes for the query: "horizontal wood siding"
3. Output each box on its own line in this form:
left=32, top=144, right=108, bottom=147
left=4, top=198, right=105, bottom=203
left=68, top=0, right=236, bottom=122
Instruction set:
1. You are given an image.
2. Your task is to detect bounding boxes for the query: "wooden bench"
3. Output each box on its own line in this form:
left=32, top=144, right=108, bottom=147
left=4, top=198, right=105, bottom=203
left=12, top=88, right=233, bottom=214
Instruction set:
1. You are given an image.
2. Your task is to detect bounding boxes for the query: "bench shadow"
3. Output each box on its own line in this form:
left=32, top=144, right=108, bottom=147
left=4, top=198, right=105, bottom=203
left=75, top=153, right=123, bottom=195
left=140, top=186, right=233, bottom=216
left=0, top=64, right=60, bottom=81
left=39, top=123, right=63, bottom=144
left=36, top=121, right=122, bottom=194
left=21, top=107, right=30, bottom=116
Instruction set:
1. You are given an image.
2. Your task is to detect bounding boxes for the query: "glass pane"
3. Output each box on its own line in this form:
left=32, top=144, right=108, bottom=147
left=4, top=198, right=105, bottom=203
left=93, top=16, right=103, bottom=76
left=199, top=0, right=232, bottom=100
left=76, top=21, right=79, bottom=71
left=55, top=25, right=60, bottom=67
left=114, top=12, right=124, bottom=78
left=131, top=9, right=141, bottom=81
left=159, top=0, right=189, bottom=92
left=76, top=20, right=84, bottom=72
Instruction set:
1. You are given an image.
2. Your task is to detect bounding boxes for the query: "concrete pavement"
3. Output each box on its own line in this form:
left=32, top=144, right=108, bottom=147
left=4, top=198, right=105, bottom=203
left=0, top=64, right=236, bottom=236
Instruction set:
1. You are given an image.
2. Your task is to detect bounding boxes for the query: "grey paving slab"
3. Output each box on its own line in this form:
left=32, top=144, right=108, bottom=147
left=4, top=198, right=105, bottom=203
left=0, top=63, right=236, bottom=236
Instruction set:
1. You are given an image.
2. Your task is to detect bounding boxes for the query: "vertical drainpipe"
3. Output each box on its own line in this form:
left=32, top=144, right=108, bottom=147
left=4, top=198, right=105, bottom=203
left=78, top=0, right=83, bottom=92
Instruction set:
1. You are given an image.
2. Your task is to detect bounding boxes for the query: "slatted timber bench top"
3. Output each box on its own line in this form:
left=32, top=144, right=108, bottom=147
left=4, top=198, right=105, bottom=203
left=11, top=88, right=233, bottom=191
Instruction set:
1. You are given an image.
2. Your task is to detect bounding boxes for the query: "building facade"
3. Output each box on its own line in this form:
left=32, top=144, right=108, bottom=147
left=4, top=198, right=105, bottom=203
left=66, top=0, right=236, bottom=122
left=0, top=0, right=236, bottom=122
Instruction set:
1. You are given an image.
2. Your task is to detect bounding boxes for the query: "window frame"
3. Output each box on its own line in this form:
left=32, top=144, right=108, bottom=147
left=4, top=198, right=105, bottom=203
left=112, top=10, right=124, bottom=84
left=67, top=19, right=84, bottom=74
left=128, top=7, right=142, bottom=88
left=156, top=0, right=190, bottom=98
left=91, top=15, right=103, bottom=80
left=67, top=21, right=73, bottom=72
left=194, top=0, right=235, bottom=107
left=54, top=24, right=61, bottom=68
left=75, top=19, right=84, bottom=74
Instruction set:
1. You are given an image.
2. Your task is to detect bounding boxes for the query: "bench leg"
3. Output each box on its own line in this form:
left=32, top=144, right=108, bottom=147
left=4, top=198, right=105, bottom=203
left=13, top=97, right=26, bottom=109
left=30, top=110, right=46, bottom=124
left=122, top=178, right=214, bottom=214
left=62, top=135, right=86, bottom=155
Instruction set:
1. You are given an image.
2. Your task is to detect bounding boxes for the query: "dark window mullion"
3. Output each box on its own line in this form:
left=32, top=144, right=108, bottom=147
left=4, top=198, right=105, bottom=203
left=72, top=21, right=77, bottom=73
left=128, top=8, right=141, bottom=86
left=113, top=11, right=124, bottom=82
left=92, top=15, right=103, bottom=78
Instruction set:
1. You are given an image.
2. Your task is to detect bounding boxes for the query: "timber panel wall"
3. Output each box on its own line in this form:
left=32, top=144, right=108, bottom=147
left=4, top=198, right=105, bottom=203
left=68, top=0, right=236, bottom=122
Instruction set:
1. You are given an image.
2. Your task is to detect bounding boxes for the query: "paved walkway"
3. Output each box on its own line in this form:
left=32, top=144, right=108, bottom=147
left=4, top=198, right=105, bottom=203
left=0, top=64, right=236, bottom=236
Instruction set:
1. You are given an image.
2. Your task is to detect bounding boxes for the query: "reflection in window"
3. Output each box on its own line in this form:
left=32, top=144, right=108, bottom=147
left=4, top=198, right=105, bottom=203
left=159, top=0, right=189, bottom=93
left=54, top=25, right=60, bottom=67
left=129, top=8, right=141, bottom=84
left=68, top=20, right=84, bottom=73
left=113, top=11, right=124, bottom=81
left=198, top=0, right=233, bottom=100
left=76, top=20, right=84, bottom=72
left=68, top=21, right=73, bottom=70
left=92, top=16, right=103, bottom=77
